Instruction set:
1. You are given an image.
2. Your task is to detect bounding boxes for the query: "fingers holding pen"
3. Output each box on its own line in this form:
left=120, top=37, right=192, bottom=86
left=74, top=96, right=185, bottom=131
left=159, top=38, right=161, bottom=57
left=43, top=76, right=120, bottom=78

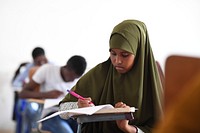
left=67, top=90, right=95, bottom=107
left=78, top=97, right=93, bottom=108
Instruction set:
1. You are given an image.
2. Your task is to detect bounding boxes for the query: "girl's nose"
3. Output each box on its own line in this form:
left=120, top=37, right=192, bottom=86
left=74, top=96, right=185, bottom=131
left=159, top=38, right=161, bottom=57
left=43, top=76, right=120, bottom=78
left=115, top=56, right=122, bottom=64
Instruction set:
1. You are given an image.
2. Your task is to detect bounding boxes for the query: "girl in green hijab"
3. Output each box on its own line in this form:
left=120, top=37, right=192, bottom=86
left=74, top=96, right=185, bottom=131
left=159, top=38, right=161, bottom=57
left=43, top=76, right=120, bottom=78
left=59, top=19, right=163, bottom=133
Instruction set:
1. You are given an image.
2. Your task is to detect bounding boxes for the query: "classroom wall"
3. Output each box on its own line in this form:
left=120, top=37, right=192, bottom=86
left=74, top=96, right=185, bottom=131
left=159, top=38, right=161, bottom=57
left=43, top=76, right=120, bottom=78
left=0, top=0, right=200, bottom=132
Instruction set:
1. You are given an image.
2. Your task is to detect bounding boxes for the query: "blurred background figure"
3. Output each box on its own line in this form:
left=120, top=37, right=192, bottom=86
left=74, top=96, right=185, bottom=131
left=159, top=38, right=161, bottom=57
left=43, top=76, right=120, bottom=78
left=18, top=55, right=87, bottom=133
left=11, top=47, right=50, bottom=133
left=12, top=47, right=49, bottom=90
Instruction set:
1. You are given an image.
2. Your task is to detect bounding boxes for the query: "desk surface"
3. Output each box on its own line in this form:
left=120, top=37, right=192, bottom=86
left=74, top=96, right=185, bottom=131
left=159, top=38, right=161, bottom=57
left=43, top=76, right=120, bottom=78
left=75, top=112, right=134, bottom=124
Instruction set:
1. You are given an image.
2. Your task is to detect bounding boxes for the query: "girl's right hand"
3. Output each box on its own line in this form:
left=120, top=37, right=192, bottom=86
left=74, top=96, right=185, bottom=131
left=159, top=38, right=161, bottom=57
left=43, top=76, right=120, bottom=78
left=77, top=97, right=93, bottom=108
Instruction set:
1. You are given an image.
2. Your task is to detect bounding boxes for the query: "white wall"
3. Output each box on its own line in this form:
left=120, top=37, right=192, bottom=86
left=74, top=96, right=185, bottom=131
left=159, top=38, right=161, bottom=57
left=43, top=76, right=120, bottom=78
left=0, top=0, right=200, bottom=131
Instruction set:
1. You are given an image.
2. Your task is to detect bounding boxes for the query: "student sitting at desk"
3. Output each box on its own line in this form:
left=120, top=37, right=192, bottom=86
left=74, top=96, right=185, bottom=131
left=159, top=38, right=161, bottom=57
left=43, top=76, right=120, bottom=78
left=59, top=20, right=163, bottom=133
left=12, top=47, right=49, bottom=90
left=12, top=47, right=50, bottom=133
left=18, top=55, right=87, bottom=133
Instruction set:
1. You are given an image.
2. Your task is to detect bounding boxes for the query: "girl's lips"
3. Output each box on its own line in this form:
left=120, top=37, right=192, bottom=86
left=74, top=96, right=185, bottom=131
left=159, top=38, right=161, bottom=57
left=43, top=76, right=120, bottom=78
left=115, top=66, right=124, bottom=71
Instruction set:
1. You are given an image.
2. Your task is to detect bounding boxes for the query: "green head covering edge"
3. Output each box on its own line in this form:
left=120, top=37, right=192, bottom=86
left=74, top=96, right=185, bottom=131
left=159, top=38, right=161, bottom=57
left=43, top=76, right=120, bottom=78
left=109, top=20, right=142, bottom=55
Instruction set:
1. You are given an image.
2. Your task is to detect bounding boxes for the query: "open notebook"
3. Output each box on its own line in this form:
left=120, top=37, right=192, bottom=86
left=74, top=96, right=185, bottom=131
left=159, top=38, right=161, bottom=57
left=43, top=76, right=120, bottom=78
left=37, top=104, right=136, bottom=123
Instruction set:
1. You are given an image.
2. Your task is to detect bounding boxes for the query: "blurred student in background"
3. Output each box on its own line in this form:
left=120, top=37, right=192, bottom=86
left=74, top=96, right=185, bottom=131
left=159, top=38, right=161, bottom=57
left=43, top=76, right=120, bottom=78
left=12, top=47, right=49, bottom=90
left=18, top=55, right=87, bottom=133
left=11, top=47, right=50, bottom=132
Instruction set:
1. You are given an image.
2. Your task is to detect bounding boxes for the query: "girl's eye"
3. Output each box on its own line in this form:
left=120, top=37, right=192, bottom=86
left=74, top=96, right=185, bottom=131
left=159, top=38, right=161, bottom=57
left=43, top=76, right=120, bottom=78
left=122, top=53, right=129, bottom=57
left=110, top=51, right=116, bottom=55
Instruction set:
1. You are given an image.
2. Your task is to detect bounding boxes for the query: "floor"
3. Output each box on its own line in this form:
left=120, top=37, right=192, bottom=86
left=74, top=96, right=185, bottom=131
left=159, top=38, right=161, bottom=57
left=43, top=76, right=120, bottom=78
left=0, top=129, right=14, bottom=133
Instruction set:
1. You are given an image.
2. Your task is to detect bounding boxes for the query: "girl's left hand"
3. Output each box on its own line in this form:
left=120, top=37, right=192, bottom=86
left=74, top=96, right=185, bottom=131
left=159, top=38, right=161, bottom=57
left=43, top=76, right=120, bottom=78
left=115, top=102, right=130, bottom=130
left=115, top=102, right=137, bottom=133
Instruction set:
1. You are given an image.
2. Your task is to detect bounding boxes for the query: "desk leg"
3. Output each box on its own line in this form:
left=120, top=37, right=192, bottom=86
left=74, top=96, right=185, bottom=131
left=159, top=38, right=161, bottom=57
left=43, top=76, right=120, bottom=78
left=77, top=123, right=81, bottom=133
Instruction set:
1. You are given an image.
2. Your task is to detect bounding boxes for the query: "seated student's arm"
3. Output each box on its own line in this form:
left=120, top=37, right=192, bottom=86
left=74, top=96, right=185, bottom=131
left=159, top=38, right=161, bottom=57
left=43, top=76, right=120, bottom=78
left=59, top=97, right=92, bottom=119
left=115, top=102, right=144, bottom=133
left=19, top=79, right=63, bottom=99
left=12, top=63, right=32, bottom=88
left=59, top=102, right=78, bottom=119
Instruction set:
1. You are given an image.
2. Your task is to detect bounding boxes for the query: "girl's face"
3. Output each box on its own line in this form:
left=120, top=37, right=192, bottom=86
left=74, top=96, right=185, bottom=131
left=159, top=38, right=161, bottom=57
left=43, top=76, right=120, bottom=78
left=110, top=48, right=135, bottom=74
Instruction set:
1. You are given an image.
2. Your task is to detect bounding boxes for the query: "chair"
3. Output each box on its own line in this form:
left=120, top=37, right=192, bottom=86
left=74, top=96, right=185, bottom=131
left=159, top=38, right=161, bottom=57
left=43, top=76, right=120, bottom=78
left=164, top=55, right=200, bottom=112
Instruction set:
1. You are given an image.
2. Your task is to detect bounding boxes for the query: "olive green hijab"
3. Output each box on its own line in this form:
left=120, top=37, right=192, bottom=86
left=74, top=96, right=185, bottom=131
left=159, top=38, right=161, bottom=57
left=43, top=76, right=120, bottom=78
left=61, top=20, right=163, bottom=133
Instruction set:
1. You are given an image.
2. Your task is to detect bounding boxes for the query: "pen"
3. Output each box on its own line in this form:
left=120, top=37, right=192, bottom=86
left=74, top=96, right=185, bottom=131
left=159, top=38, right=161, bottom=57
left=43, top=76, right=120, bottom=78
left=67, top=90, right=94, bottom=105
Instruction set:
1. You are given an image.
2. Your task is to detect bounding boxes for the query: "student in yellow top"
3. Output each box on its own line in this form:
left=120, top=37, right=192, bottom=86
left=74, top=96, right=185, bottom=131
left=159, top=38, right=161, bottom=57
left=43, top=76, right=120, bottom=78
left=59, top=19, right=163, bottom=133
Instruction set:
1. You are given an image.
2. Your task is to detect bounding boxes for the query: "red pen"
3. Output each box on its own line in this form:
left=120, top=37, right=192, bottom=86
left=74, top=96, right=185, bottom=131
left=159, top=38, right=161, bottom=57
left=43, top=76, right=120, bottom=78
left=67, top=90, right=94, bottom=105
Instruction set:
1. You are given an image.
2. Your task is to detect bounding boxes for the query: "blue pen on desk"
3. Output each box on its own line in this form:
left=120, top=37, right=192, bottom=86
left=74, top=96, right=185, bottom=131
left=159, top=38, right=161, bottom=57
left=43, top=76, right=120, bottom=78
left=67, top=90, right=95, bottom=105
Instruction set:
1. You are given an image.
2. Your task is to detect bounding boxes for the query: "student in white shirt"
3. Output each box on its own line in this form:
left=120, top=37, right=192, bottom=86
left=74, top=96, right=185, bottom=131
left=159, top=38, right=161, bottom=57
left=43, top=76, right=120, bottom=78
left=17, top=55, right=87, bottom=133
